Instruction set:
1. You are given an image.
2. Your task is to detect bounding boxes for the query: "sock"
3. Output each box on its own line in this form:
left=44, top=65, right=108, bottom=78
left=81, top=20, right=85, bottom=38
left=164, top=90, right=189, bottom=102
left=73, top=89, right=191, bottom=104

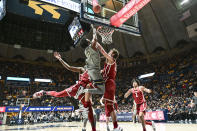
left=113, top=121, right=118, bottom=129
left=145, top=121, right=152, bottom=126
left=92, top=127, right=96, bottom=131
left=88, top=104, right=96, bottom=131
left=143, top=128, right=146, bottom=131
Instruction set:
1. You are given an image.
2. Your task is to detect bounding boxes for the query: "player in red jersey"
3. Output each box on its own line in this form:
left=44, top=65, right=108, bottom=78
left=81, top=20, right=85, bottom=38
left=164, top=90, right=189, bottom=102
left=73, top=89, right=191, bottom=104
left=33, top=52, right=96, bottom=131
left=96, top=43, right=122, bottom=131
left=124, top=79, right=156, bottom=131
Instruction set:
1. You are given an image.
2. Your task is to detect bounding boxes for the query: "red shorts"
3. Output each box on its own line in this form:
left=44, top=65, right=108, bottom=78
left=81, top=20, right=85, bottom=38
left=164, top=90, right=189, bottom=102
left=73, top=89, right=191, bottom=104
left=104, top=79, right=116, bottom=101
left=65, top=82, right=85, bottom=99
left=136, top=102, right=147, bottom=114
left=65, top=84, right=86, bottom=104
left=105, top=100, right=114, bottom=117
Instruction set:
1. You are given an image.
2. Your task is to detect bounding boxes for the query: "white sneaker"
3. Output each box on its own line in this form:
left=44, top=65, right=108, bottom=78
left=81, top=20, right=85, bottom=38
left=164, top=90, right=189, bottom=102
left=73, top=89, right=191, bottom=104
left=107, top=125, right=110, bottom=131
left=82, top=128, right=86, bottom=131
left=33, top=90, right=45, bottom=99
left=113, top=126, right=123, bottom=131
left=151, top=121, right=156, bottom=131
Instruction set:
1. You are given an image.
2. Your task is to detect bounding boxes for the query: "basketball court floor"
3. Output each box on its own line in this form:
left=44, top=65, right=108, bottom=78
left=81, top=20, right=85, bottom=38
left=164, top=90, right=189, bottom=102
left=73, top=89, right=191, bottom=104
left=0, top=122, right=197, bottom=131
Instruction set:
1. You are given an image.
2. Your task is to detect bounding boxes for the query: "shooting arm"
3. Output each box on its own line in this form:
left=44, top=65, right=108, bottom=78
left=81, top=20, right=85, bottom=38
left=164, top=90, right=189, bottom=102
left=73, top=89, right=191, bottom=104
left=89, top=25, right=98, bottom=50
left=58, top=58, right=84, bottom=73
left=96, top=43, right=114, bottom=62
left=124, top=89, right=132, bottom=98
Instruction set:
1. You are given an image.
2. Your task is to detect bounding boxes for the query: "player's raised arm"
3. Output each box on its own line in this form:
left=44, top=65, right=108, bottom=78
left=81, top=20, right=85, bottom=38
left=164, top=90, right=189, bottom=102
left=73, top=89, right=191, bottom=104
left=96, top=42, right=114, bottom=63
left=124, top=89, right=132, bottom=98
left=85, top=24, right=98, bottom=51
left=54, top=52, right=84, bottom=73
left=84, top=36, right=98, bottom=51
left=140, top=86, right=152, bottom=93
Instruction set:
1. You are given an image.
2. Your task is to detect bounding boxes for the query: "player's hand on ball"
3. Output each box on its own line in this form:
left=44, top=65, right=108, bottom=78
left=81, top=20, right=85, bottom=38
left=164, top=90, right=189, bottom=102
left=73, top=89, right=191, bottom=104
left=54, top=52, right=61, bottom=60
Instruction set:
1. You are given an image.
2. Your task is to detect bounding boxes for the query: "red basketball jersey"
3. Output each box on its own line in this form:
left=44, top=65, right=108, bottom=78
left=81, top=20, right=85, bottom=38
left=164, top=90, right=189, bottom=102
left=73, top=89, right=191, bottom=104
left=103, top=62, right=117, bottom=81
left=132, top=87, right=146, bottom=104
left=78, top=71, right=90, bottom=87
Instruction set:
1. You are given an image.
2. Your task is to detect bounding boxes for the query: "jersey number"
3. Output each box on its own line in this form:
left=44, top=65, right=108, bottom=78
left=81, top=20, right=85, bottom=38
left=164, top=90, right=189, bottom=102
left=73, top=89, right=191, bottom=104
left=135, top=92, right=138, bottom=97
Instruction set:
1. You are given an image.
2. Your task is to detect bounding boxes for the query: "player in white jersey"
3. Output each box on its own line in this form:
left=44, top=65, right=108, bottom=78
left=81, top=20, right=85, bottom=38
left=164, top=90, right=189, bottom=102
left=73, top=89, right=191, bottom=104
left=82, top=26, right=105, bottom=95
left=78, top=26, right=106, bottom=129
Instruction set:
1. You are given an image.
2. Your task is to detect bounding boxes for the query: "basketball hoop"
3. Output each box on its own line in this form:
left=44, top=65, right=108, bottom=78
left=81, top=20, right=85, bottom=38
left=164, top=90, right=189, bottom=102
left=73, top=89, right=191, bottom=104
left=97, top=26, right=114, bottom=45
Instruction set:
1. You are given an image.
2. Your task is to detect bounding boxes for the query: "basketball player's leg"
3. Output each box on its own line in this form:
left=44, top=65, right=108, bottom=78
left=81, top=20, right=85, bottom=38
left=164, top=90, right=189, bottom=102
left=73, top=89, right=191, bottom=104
left=138, top=111, right=146, bottom=131
left=79, top=94, right=96, bottom=131
left=139, top=112, right=154, bottom=130
left=46, top=90, right=69, bottom=97
left=106, top=103, right=118, bottom=130
left=83, top=82, right=99, bottom=113
left=33, top=84, right=80, bottom=98
left=133, top=109, right=137, bottom=123
left=106, top=117, right=110, bottom=131
left=84, top=80, right=105, bottom=94
left=104, top=79, right=122, bottom=130
left=82, top=114, right=97, bottom=131
left=84, top=70, right=105, bottom=94
left=33, top=89, right=70, bottom=98
left=82, top=118, right=88, bottom=131
left=105, top=101, right=122, bottom=131
left=83, top=81, right=105, bottom=122
left=138, top=102, right=155, bottom=131
left=105, top=103, right=112, bottom=131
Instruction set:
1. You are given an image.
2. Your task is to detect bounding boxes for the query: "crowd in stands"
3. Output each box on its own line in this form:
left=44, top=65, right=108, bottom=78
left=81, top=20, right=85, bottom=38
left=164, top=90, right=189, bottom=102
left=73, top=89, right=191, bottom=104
left=8, top=111, right=82, bottom=125
left=0, top=48, right=197, bottom=122
left=115, top=49, right=197, bottom=121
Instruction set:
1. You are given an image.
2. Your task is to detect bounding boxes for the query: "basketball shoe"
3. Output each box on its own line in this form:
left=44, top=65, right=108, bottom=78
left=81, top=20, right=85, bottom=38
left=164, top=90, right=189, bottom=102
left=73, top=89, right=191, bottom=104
left=152, top=121, right=156, bottom=131
left=113, top=126, right=123, bottom=131
left=33, top=90, right=45, bottom=98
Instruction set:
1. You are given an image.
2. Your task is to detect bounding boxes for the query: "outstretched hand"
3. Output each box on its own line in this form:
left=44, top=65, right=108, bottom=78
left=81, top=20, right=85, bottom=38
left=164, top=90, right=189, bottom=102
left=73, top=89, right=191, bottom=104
left=91, top=24, right=97, bottom=41
left=54, top=52, right=61, bottom=60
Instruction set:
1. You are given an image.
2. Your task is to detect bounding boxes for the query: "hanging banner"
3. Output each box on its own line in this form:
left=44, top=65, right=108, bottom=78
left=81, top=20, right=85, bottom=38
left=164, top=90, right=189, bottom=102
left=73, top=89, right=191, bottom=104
left=39, top=0, right=80, bottom=13
left=110, top=0, right=150, bottom=27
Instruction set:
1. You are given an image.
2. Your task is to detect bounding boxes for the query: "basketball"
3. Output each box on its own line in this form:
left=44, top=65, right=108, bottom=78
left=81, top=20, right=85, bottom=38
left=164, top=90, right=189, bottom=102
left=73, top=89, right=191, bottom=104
left=93, top=5, right=101, bottom=13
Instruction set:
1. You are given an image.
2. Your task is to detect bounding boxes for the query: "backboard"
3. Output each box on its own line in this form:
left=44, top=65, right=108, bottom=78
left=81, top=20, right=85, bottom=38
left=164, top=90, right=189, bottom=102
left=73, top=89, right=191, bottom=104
left=80, top=0, right=141, bottom=36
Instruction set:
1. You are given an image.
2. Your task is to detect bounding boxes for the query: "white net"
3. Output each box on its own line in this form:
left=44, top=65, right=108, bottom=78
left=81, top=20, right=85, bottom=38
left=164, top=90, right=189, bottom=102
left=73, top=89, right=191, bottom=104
left=97, top=26, right=114, bottom=44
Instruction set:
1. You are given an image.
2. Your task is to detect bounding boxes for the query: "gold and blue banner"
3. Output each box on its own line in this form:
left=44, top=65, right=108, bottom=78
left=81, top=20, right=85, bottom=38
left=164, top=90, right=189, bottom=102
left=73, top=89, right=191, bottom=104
left=6, top=0, right=70, bottom=24
left=5, top=106, right=74, bottom=112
